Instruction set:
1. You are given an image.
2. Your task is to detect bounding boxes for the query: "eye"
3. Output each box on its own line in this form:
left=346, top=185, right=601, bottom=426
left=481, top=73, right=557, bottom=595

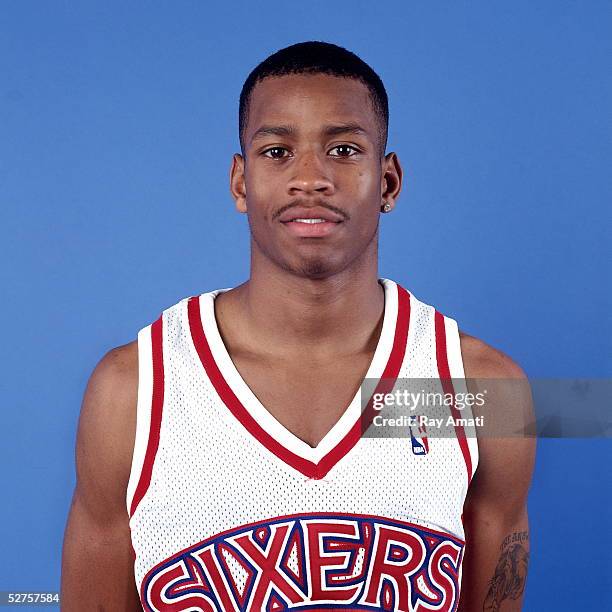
left=329, top=144, right=359, bottom=157
left=262, top=147, right=291, bottom=159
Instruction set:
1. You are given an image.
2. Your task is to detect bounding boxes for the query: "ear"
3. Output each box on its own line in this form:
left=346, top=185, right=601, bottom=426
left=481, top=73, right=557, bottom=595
left=230, top=153, right=247, bottom=213
left=380, top=152, right=403, bottom=212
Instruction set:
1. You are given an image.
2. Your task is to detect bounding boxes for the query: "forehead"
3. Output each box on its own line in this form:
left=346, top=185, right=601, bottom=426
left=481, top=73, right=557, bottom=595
left=245, top=74, right=378, bottom=141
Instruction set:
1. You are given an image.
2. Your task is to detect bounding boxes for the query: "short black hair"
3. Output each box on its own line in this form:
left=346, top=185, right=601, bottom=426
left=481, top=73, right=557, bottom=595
left=239, top=41, right=389, bottom=156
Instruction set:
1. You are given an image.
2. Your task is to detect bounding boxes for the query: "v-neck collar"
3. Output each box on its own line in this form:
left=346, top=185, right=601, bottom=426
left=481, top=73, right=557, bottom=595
left=187, top=278, right=411, bottom=479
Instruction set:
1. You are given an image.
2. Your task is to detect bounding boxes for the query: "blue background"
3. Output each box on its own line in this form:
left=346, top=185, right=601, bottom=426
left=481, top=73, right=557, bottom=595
left=1, top=1, right=610, bottom=609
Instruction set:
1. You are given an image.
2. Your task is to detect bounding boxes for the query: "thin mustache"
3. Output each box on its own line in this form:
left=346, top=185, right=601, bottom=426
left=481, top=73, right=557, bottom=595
left=272, top=199, right=350, bottom=221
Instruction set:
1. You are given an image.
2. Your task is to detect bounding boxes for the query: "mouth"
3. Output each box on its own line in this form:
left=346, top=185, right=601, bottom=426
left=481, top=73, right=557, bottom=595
left=288, top=217, right=335, bottom=225
left=281, top=217, right=344, bottom=238
left=277, top=205, right=346, bottom=238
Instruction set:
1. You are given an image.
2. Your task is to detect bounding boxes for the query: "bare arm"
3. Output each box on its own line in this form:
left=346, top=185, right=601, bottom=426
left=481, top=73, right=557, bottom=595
left=458, top=334, right=536, bottom=612
left=61, top=342, right=143, bottom=611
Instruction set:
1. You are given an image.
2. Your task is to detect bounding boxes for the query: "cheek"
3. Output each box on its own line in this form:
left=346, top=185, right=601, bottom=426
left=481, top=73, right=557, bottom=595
left=347, top=169, right=382, bottom=216
left=345, top=164, right=380, bottom=198
left=245, top=173, right=276, bottom=221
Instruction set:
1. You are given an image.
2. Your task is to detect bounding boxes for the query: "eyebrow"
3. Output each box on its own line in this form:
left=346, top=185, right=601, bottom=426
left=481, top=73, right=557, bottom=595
left=250, top=125, right=295, bottom=144
left=323, top=122, right=369, bottom=138
left=249, top=122, right=370, bottom=145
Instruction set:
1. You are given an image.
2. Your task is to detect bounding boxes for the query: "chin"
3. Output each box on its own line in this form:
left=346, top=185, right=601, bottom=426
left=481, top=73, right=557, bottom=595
left=284, top=255, right=342, bottom=280
left=300, top=262, right=334, bottom=279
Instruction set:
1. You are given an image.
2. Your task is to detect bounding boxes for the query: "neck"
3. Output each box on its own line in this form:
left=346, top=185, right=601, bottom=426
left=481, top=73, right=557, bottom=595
left=217, top=250, right=385, bottom=360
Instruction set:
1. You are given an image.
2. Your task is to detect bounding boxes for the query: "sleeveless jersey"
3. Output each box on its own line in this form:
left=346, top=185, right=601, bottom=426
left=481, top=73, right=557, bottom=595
left=126, top=278, right=479, bottom=612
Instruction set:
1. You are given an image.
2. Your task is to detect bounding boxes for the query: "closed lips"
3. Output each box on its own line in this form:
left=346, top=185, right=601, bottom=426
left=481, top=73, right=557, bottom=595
left=278, top=206, right=345, bottom=224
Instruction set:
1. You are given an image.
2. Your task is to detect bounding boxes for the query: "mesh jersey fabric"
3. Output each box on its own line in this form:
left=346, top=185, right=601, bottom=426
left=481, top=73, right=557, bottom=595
left=126, top=278, right=479, bottom=612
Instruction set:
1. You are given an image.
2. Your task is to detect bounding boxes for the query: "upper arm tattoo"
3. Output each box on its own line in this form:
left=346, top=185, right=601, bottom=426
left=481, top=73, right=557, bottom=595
left=483, top=530, right=529, bottom=611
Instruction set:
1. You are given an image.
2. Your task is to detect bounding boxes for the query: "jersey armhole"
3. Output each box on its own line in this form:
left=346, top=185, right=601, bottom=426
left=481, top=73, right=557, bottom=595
left=126, top=324, right=154, bottom=518
left=443, top=316, right=479, bottom=482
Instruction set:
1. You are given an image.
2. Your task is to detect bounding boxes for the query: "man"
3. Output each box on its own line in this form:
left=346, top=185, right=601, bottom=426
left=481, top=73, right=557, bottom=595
left=61, top=41, right=535, bottom=611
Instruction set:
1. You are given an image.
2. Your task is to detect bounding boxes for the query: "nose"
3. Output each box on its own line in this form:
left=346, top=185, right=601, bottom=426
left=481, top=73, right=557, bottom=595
left=286, top=150, right=335, bottom=196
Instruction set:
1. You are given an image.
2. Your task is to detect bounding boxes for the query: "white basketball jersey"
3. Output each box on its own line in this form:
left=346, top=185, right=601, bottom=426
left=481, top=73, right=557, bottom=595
left=126, top=278, right=479, bottom=612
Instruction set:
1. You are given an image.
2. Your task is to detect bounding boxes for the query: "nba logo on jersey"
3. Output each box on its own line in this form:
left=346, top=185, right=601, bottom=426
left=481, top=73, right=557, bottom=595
left=410, top=422, right=429, bottom=456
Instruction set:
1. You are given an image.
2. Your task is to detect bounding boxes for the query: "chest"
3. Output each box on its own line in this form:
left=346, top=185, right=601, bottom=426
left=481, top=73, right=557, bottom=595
left=229, top=351, right=374, bottom=448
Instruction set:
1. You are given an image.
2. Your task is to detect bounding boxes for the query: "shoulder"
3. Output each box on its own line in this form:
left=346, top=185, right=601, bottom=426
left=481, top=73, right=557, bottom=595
left=458, top=331, right=536, bottom=507
left=459, top=331, right=527, bottom=380
left=458, top=331, right=533, bottom=435
left=74, top=340, right=139, bottom=522
left=89, top=341, right=139, bottom=392
left=83, top=341, right=139, bottom=434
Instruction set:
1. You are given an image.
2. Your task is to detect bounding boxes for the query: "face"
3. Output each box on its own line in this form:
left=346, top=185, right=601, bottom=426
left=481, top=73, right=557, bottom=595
left=230, top=73, right=402, bottom=280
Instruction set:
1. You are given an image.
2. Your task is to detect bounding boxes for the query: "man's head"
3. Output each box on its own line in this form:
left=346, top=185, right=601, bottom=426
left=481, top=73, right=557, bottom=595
left=239, top=41, right=389, bottom=157
left=230, top=41, right=402, bottom=280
